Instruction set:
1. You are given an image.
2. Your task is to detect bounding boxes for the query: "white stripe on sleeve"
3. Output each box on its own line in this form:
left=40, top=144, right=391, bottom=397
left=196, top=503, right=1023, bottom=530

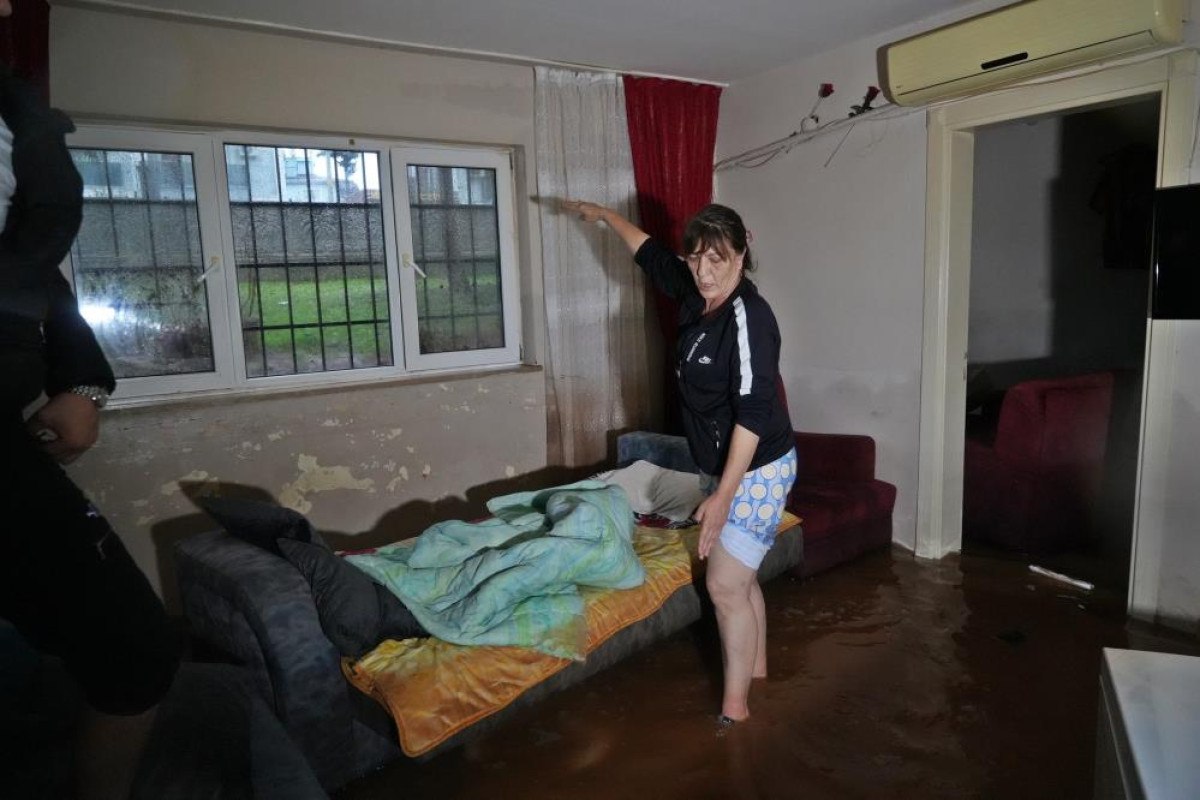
left=733, top=297, right=752, bottom=396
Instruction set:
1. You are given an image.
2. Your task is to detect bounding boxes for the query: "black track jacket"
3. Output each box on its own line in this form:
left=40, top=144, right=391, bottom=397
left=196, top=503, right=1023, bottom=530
left=635, top=238, right=793, bottom=476
left=0, top=68, right=114, bottom=413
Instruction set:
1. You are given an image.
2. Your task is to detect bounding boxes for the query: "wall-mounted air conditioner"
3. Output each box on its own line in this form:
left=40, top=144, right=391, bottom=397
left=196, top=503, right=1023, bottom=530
left=880, top=0, right=1184, bottom=107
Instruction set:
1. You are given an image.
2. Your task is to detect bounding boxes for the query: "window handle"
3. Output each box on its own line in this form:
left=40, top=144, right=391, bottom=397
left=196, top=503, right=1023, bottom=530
left=402, top=253, right=427, bottom=278
left=195, top=255, right=221, bottom=288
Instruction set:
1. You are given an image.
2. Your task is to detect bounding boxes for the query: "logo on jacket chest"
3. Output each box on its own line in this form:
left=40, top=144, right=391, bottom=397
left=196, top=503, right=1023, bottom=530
left=678, top=330, right=717, bottom=377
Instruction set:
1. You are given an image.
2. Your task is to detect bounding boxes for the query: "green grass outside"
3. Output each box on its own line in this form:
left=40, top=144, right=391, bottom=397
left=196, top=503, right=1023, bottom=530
left=239, top=271, right=502, bottom=368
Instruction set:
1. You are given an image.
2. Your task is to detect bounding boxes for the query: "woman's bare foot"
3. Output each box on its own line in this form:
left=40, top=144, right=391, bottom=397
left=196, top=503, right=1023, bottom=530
left=720, top=704, right=750, bottom=722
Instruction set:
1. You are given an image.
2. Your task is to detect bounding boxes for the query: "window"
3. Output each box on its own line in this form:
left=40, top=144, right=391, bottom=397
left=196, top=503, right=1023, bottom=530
left=391, top=148, right=519, bottom=370
left=224, top=145, right=391, bottom=377
left=65, top=128, right=521, bottom=401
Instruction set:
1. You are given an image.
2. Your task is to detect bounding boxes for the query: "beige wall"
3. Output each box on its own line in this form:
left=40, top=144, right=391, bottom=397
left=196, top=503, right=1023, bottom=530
left=49, top=6, right=550, bottom=602
left=714, top=0, right=1015, bottom=551
left=718, top=0, right=1200, bottom=632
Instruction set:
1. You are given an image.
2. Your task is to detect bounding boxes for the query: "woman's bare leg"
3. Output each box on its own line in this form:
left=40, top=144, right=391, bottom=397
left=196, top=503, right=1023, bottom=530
left=749, top=580, right=767, bottom=678
left=706, top=543, right=759, bottom=720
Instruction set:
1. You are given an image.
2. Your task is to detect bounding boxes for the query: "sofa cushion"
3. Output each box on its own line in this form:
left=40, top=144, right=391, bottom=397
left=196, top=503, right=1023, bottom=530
left=789, top=480, right=897, bottom=541
left=277, top=539, right=427, bottom=659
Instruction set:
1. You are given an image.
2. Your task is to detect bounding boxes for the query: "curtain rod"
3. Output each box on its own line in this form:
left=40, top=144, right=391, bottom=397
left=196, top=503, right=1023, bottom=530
left=57, top=0, right=729, bottom=87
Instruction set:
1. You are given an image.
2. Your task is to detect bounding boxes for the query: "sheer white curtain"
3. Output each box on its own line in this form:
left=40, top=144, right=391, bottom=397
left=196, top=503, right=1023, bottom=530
left=535, top=66, right=661, bottom=468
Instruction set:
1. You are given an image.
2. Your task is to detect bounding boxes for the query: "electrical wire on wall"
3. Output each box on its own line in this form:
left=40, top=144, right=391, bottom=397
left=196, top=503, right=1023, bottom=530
left=716, top=44, right=1200, bottom=174
left=714, top=85, right=920, bottom=172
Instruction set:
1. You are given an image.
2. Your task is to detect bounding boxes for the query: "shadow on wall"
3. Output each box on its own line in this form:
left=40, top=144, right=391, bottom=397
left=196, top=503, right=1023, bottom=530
left=150, top=481, right=277, bottom=612
left=149, top=433, right=650, bottom=610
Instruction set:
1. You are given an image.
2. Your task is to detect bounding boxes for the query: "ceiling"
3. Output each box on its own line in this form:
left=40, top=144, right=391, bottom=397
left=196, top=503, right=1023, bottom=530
left=80, top=0, right=985, bottom=83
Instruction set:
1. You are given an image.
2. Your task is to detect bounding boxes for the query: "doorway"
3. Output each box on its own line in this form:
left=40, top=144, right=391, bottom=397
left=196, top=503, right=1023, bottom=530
left=961, top=97, right=1159, bottom=597
left=913, top=52, right=1199, bottom=619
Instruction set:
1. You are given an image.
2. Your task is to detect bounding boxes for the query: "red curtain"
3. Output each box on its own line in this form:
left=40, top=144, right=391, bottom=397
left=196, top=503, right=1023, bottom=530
left=0, top=0, right=50, bottom=100
left=623, top=76, right=721, bottom=432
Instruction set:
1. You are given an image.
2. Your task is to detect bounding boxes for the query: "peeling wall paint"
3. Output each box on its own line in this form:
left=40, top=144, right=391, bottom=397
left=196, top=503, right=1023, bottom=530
left=67, top=369, right=546, bottom=605
left=278, top=454, right=375, bottom=515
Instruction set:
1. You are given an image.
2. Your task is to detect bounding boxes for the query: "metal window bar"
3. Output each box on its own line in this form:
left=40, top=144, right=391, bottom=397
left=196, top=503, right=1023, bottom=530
left=138, top=153, right=164, bottom=322
left=332, top=151, right=354, bottom=369
left=301, top=149, right=327, bottom=372
left=179, top=156, right=195, bottom=268
left=442, top=169, right=457, bottom=350
left=242, top=146, right=269, bottom=377
left=414, top=168, right=431, bottom=352
left=273, top=148, right=299, bottom=375
left=365, top=166, right=382, bottom=363
left=466, top=168, right=481, bottom=348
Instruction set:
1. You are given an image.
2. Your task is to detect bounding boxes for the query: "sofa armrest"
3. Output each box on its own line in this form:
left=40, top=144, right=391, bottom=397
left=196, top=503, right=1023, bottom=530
left=793, top=431, right=876, bottom=483
left=174, top=531, right=359, bottom=789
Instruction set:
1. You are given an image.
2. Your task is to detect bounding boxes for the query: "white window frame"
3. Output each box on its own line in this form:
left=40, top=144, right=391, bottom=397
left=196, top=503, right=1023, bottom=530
left=63, top=127, right=239, bottom=400
left=391, top=146, right=521, bottom=371
left=210, top=130, right=407, bottom=392
left=64, top=126, right=523, bottom=402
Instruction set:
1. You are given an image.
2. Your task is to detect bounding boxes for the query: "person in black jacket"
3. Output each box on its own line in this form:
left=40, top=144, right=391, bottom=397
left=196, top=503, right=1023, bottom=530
left=0, top=28, right=179, bottom=800
left=564, top=199, right=796, bottom=725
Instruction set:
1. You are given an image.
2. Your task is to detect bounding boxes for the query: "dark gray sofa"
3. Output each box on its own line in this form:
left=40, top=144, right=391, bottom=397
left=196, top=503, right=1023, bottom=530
left=174, top=432, right=802, bottom=791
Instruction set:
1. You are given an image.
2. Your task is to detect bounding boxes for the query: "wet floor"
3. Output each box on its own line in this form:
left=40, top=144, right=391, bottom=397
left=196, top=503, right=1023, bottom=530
left=336, top=547, right=1200, bottom=800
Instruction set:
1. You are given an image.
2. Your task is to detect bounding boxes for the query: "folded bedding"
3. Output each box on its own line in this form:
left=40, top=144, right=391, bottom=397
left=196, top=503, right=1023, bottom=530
left=342, top=525, right=693, bottom=757
left=346, top=481, right=645, bottom=660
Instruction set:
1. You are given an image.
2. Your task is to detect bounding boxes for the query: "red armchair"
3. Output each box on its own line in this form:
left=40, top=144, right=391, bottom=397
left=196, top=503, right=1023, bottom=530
left=963, top=372, right=1114, bottom=553
left=787, top=432, right=897, bottom=578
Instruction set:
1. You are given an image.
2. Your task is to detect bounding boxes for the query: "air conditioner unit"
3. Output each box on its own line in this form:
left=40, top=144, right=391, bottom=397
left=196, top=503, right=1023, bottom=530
left=880, top=0, right=1184, bottom=107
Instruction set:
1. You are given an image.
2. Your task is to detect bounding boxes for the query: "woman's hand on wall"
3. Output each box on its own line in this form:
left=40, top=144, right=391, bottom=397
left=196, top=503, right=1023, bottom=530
left=561, top=199, right=609, bottom=223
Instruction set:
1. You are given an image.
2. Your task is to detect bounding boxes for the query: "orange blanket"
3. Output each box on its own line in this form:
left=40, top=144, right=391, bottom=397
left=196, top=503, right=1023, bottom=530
left=343, top=525, right=693, bottom=756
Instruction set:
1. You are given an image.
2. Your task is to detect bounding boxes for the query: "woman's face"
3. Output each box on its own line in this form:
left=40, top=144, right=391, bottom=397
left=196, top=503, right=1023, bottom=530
left=686, top=241, right=744, bottom=305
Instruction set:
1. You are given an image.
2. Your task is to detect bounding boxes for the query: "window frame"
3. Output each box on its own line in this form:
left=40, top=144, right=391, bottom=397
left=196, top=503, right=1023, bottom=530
left=64, top=126, right=523, bottom=403
left=63, top=127, right=239, bottom=399
left=390, top=146, right=521, bottom=371
left=210, top=130, right=407, bottom=391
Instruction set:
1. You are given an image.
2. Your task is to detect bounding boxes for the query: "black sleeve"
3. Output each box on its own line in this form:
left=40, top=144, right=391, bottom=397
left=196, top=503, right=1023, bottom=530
left=633, top=238, right=693, bottom=299
left=731, top=297, right=781, bottom=438
left=43, top=269, right=116, bottom=395
left=2, top=92, right=83, bottom=286
left=2, top=78, right=113, bottom=395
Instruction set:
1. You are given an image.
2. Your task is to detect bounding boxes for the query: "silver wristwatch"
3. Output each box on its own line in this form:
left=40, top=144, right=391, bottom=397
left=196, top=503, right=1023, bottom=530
left=68, top=385, right=110, bottom=409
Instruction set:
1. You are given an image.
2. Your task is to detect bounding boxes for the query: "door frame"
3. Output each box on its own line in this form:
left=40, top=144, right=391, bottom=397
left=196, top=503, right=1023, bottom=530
left=915, top=51, right=1199, bottom=619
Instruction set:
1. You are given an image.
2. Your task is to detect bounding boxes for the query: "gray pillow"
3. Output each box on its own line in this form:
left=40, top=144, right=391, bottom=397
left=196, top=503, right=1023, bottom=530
left=197, top=497, right=325, bottom=556
left=276, top=539, right=427, bottom=658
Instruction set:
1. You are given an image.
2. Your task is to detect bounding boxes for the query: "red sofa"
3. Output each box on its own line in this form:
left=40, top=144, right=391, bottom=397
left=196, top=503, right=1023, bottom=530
left=963, top=372, right=1114, bottom=553
left=787, top=432, right=897, bottom=578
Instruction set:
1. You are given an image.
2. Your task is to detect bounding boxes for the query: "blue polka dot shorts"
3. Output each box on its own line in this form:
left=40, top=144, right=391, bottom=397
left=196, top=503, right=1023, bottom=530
left=703, top=448, right=798, bottom=570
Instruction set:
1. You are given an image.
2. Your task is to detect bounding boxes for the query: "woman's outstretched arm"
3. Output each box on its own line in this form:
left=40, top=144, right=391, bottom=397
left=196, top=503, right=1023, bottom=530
left=562, top=200, right=650, bottom=254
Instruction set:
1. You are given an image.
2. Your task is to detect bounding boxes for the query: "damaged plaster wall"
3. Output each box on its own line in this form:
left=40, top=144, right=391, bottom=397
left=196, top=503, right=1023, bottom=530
left=67, top=370, right=547, bottom=606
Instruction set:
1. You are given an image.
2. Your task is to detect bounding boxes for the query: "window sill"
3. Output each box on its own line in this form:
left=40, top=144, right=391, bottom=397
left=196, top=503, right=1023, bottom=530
left=104, top=363, right=543, bottom=414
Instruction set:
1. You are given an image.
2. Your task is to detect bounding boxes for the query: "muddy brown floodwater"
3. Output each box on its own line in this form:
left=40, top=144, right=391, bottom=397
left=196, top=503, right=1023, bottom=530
left=338, top=547, right=1200, bottom=800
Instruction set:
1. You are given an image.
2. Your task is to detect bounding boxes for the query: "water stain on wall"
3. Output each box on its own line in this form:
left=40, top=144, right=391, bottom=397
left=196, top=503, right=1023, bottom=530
left=279, top=454, right=375, bottom=514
